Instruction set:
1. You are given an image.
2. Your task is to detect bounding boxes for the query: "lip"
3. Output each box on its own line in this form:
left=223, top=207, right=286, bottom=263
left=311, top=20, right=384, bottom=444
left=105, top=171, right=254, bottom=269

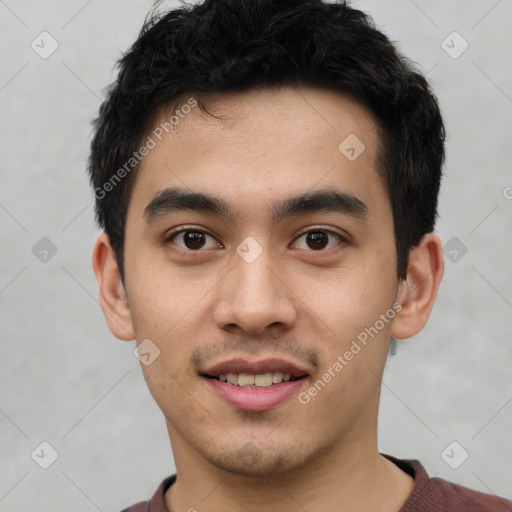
left=201, top=358, right=309, bottom=378
left=200, top=357, right=310, bottom=411
left=203, top=376, right=308, bottom=411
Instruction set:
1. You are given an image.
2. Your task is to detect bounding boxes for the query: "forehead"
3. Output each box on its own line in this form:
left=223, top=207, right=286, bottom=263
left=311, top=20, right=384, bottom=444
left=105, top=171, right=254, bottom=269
left=129, top=86, right=388, bottom=223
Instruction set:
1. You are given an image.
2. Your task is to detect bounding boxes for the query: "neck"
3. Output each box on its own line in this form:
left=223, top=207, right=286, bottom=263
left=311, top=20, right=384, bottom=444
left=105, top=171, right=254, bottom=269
left=164, top=425, right=414, bottom=512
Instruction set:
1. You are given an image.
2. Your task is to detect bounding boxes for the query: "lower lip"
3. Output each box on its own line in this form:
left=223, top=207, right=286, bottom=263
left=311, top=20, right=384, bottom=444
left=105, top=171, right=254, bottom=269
left=203, top=377, right=307, bottom=411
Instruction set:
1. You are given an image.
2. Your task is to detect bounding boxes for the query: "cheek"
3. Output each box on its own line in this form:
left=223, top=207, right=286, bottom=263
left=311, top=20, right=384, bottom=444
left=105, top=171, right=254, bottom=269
left=140, top=360, right=199, bottom=433
left=126, top=253, right=207, bottom=338
left=127, top=268, right=214, bottom=383
left=300, top=263, right=396, bottom=334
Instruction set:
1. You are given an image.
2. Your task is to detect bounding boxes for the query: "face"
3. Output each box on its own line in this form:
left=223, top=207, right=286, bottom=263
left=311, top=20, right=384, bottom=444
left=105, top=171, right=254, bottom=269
left=121, top=86, right=400, bottom=475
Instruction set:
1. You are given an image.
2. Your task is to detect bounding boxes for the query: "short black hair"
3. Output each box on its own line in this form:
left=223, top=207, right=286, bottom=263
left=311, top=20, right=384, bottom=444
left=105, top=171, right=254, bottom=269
left=88, top=0, right=445, bottom=281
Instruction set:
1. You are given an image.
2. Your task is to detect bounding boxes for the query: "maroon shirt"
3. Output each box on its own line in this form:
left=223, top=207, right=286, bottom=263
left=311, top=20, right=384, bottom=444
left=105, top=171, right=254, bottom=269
left=121, top=454, right=512, bottom=511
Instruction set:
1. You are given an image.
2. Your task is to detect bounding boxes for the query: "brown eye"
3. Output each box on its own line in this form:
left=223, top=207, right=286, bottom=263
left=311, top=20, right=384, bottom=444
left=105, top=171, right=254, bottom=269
left=183, top=231, right=206, bottom=250
left=305, top=231, right=329, bottom=250
left=168, top=229, right=220, bottom=251
left=292, top=229, right=344, bottom=251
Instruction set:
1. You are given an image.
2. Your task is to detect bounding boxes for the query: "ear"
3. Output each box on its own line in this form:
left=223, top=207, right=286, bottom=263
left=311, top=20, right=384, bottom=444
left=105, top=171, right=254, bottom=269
left=92, top=232, right=135, bottom=341
left=391, top=233, right=444, bottom=340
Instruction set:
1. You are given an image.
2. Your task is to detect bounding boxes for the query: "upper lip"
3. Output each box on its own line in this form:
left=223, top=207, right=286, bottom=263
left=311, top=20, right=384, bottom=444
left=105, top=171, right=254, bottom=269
left=201, top=358, right=310, bottom=378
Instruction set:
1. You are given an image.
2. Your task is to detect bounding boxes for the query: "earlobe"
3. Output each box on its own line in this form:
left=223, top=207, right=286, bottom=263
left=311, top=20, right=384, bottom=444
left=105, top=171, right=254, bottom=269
left=92, top=232, right=135, bottom=341
left=391, top=233, right=444, bottom=340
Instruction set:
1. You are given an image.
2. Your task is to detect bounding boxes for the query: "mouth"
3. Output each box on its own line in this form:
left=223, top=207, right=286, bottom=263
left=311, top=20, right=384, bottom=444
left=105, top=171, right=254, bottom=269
left=201, top=357, right=309, bottom=386
left=200, top=358, right=310, bottom=411
left=203, top=372, right=305, bottom=388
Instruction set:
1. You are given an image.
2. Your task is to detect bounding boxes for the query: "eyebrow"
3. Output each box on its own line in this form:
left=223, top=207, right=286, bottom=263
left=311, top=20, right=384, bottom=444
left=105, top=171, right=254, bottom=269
left=143, top=186, right=368, bottom=224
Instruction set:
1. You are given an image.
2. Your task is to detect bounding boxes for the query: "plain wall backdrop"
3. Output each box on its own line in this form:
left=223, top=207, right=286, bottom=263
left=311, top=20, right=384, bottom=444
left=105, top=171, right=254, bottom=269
left=1, top=0, right=511, bottom=510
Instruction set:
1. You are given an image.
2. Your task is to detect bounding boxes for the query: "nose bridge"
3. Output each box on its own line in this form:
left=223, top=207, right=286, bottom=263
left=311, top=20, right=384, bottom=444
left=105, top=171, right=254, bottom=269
left=214, top=240, right=297, bottom=334
left=236, top=247, right=274, bottom=295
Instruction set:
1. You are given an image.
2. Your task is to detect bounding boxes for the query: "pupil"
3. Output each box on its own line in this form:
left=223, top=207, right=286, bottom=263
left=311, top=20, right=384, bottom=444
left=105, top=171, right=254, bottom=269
left=307, top=231, right=328, bottom=250
left=184, top=231, right=205, bottom=250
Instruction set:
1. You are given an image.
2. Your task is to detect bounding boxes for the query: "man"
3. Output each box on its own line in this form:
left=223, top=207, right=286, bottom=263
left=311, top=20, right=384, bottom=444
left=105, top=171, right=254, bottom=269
left=88, top=0, right=512, bottom=510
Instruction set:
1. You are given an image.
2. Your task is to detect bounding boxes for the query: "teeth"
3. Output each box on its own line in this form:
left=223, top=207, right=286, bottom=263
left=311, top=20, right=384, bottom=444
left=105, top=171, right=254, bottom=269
left=238, top=374, right=255, bottom=386
left=254, top=372, right=273, bottom=387
left=272, top=372, right=283, bottom=383
left=216, top=372, right=296, bottom=388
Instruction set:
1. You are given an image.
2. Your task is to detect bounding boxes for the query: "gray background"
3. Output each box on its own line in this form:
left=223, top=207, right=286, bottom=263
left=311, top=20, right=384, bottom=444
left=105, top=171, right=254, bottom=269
left=1, top=0, right=511, bottom=510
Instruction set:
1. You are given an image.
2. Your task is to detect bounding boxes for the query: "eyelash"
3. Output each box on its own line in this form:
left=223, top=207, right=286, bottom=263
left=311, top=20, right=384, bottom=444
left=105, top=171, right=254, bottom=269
left=164, top=227, right=347, bottom=253
left=165, top=227, right=222, bottom=252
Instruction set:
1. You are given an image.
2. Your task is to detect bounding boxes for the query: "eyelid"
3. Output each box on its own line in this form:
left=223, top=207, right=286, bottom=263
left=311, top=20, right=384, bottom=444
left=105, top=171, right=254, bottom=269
left=165, top=225, right=218, bottom=239
left=164, top=225, right=348, bottom=252
left=165, top=226, right=223, bottom=250
left=291, top=227, right=349, bottom=245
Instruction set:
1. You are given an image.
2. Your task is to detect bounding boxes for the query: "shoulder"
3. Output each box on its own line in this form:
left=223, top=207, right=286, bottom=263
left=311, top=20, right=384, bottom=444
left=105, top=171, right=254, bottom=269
left=428, top=477, right=512, bottom=511
left=119, top=475, right=176, bottom=512
left=383, top=454, right=512, bottom=512
left=120, top=502, right=148, bottom=512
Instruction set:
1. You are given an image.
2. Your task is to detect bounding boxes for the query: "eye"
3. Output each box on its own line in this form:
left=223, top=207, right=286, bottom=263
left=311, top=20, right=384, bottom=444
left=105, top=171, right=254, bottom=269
left=166, top=228, right=221, bottom=251
left=291, top=229, right=345, bottom=251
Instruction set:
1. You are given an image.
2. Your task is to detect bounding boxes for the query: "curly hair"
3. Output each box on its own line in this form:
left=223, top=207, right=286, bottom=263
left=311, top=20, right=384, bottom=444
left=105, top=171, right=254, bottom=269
left=88, top=0, right=445, bottom=280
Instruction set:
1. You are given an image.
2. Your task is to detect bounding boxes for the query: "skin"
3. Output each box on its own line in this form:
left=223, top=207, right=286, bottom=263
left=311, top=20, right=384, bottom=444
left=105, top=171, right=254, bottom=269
left=93, top=86, right=444, bottom=512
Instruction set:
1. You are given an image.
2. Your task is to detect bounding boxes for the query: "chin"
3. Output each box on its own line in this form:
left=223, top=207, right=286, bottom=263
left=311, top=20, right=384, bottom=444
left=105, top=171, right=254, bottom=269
left=201, top=440, right=310, bottom=476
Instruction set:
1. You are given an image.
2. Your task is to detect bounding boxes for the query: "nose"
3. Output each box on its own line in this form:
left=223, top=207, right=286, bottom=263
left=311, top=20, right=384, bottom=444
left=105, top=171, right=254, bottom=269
left=213, top=246, right=297, bottom=336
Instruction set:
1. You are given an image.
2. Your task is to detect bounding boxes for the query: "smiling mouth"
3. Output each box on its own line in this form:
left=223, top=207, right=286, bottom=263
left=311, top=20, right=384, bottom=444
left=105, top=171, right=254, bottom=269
left=203, top=372, right=306, bottom=388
